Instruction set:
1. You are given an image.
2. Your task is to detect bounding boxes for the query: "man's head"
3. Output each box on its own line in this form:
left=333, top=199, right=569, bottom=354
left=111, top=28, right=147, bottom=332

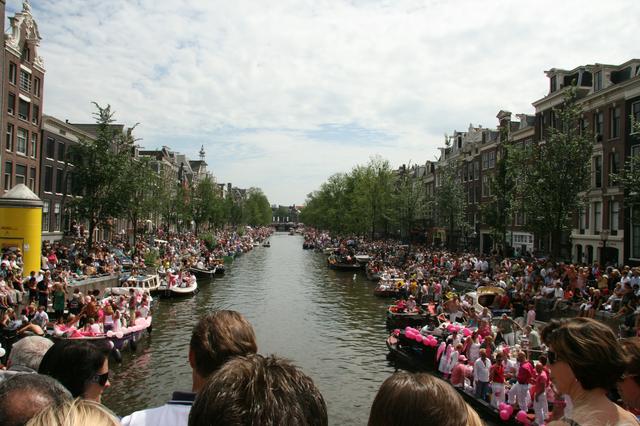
left=189, top=354, right=327, bottom=426
left=188, top=311, right=257, bottom=392
left=0, top=374, right=72, bottom=426
left=7, top=336, right=53, bottom=372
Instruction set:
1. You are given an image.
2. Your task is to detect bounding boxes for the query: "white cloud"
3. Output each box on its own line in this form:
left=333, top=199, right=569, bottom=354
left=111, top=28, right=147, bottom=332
left=17, top=0, right=640, bottom=204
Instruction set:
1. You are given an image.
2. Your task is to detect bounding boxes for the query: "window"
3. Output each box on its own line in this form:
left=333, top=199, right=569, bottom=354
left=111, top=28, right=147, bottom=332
left=594, top=156, right=602, bottom=188
left=633, top=102, right=640, bottom=132
left=33, top=77, right=40, bottom=97
left=579, top=207, right=587, bottom=231
left=16, top=128, right=27, bottom=155
left=633, top=207, right=640, bottom=258
left=610, top=201, right=620, bottom=231
left=21, top=47, right=30, bottom=62
left=611, top=107, right=620, bottom=139
left=43, top=166, right=53, bottom=193
left=46, top=137, right=55, bottom=159
left=42, top=201, right=49, bottom=232
left=482, top=151, right=495, bottom=170
left=8, top=62, right=16, bottom=84
left=15, top=164, right=26, bottom=185
left=5, top=124, right=13, bottom=152
left=580, top=118, right=589, bottom=135
left=593, top=202, right=602, bottom=233
left=32, top=104, right=39, bottom=125
left=594, top=70, right=603, bottom=91
left=54, top=203, right=61, bottom=232
left=30, top=133, right=37, bottom=159
left=3, top=162, right=12, bottom=191
left=482, top=175, right=491, bottom=197
left=58, top=142, right=65, bottom=162
left=595, top=112, right=604, bottom=139
left=7, top=92, right=15, bottom=115
left=18, top=99, right=29, bottom=121
left=609, top=152, right=620, bottom=182
left=28, top=167, right=36, bottom=192
left=19, top=70, right=31, bottom=92
left=550, top=75, right=557, bottom=93
left=474, top=162, right=479, bottom=180
left=55, top=168, right=63, bottom=194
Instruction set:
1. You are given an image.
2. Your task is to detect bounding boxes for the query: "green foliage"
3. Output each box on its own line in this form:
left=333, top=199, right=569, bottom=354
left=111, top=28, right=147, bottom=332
left=200, top=232, right=218, bottom=250
left=144, top=248, right=158, bottom=267
left=244, top=188, right=272, bottom=226
left=434, top=161, right=467, bottom=247
left=506, top=86, right=593, bottom=257
left=611, top=117, right=640, bottom=215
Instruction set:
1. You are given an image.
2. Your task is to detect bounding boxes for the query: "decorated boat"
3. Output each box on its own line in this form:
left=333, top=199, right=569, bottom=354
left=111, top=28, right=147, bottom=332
left=327, top=254, right=361, bottom=271
left=115, top=274, right=162, bottom=293
left=158, top=277, right=198, bottom=297
left=189, top=265, right=217, bottom=280
left=386, top=302, right=437, bottom=329
left=373, top=278, right=404, bottom=297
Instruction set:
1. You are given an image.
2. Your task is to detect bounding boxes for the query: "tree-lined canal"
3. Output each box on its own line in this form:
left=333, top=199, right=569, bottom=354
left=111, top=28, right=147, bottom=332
left=103, top=232, right=395, bottom=425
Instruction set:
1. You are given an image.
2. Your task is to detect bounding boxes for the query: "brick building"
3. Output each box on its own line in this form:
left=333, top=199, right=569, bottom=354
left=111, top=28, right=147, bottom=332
left=533, top=59, right=640, bottom=265
left=1, top=0, right=44, bottom=195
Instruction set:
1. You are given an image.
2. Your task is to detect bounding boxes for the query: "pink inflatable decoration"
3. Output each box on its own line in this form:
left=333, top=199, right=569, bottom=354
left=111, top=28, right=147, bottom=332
left=515, top=410, right=529, bottom=424
left=499, top=410, right=510, bottom=421
left=498, top=402, right=508, bottom=411
left=462, top=328, right=472, bottom=337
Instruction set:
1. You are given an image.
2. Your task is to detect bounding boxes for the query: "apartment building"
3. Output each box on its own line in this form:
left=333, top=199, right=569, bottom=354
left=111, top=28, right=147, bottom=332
left=533, top=59, right=640, bottom=265
left=1, top=0, right=44, bottom=195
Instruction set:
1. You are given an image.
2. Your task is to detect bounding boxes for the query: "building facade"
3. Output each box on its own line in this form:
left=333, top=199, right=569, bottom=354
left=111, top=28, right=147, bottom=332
left=1, top=1, right=44, bottom=196
left=533, top=59, right=640, bottom=266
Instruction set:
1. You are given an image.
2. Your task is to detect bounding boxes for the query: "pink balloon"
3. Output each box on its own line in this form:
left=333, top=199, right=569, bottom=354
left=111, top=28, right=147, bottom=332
left=414, top=334, right=423, bottom=342
left=463, top=328, right=472, bottom=337
left=498, top=402, right=508, bottom=411
left=499, top=410, right=510, bottom=421
left=515, top=410, right=528, bottom=424
left=505, top=405, right=514, bottom=416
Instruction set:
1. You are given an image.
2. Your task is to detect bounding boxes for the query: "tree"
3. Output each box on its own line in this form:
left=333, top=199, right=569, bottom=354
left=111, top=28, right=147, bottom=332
left=190, top=176, right=219, bottom=235
left=69, top=103, right=135, bottom=248
left=506, top=86, right=593, bottom=258
left=394, top=164, right=427, bottom=242
left=434, top=161, right=467, bottom=249
left=244, top=188, right=272, bottom=226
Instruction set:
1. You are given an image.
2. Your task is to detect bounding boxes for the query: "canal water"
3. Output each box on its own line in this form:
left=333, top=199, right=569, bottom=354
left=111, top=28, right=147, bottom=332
left=103, top=232, right=396, bottom=425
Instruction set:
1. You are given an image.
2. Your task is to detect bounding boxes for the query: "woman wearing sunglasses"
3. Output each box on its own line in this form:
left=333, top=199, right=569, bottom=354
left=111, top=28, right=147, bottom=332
left=619, top=338, right=640, bottom=416
left=38, top=339, right=111, bottom=402
left=541, top=317, right=639, bottom=426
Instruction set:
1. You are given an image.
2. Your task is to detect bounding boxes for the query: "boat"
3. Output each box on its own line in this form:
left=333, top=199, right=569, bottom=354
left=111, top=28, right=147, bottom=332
left=262, top=241, right=271, bottom=247
left=302, top=241, right=315, bottom=250
left=373, top=278, right=405, bottom=297
left=386, top=303, right=437, bottom=329
left=116, top=274, right=162, bottom=293
left=158, top=277, right=198, bottom=297
left=214, top=263, right=226, bottom=275
left=327, top=255, right=361, bottom=271
left=354, top=254, right=371, bottom=264
left=50, top=316, right=153, bottom=363
left=386, top=332, right=522, bottom=426
left=189, top=265, right=217, bottom=280
left=365, top=263, right=383, bottom=282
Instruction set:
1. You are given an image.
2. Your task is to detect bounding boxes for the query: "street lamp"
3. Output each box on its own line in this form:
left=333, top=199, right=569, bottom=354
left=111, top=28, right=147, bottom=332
left=600, top=229, right=609, bottom=266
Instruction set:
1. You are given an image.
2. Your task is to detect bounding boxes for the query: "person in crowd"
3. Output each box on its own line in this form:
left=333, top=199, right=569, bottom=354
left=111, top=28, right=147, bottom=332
left=0, top=373, right=72, bottom=426
left=122, top=310, right=258, bottom=426
left=498, top=313, right=519, bottom=346
left=1, top=307, right=45, bottom=336
left=188, top=354, right=327, bottom=426
left=490, top=352, right=506, bottom=409
left=38, top=339, right=111, bottom=402
left=619, top=338, right=640, bottom=414
left=509, top=352, right=535, bottom=411
left=533, top=362, right=549, bottom=425
left=0, top=336, right=53, bottom=381
left=542, top=317, right=639, bottom=426
left=450, top=355, right=468, bottom=388
left=367, top=371, right=481, bottom=426
left=473, top=348, right=491, bottom=401
left=26, top=398, right=120, bottom=426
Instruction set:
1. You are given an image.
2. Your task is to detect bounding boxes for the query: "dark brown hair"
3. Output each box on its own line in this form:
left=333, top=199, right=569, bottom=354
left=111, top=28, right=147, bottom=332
left=188, top=354, right=327, bottom=426
left=541, top=317, right=626, bottom=390
left=621, top=337, right=640, bottom=386
left=368, top=372, right=469, bottom=426
left=189, top=310, right=257, bottom=378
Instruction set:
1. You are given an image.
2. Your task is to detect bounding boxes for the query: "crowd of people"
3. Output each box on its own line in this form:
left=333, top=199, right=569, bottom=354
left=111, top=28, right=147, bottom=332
left=0, top=310, right=638, bottom=425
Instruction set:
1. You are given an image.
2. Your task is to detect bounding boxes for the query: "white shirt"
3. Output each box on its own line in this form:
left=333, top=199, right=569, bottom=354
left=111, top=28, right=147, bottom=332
left=121, top=392, right=194, bottom=426
left=474, top=357, right=491, bottom=382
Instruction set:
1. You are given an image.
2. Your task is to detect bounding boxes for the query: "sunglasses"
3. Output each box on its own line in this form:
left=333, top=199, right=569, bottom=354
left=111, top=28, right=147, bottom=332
left=547, top=350, right=559, bottom=364
left=91, top=372, right=109, bottom=387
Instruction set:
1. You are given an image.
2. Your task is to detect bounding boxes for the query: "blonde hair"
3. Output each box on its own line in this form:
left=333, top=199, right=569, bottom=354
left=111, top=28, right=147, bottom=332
left=26, top=398, right=119, bottom=426
left=466, top=403, right=484, bottom=426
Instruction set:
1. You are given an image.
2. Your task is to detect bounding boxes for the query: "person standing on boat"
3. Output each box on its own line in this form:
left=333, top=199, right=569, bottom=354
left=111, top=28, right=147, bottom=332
left=474, top=349, right=491, bottom=401
left=490, top=352, right=506, bottom=408
left=122, top=310, right=258, bottom=426
left=533, top=362, right=549, bottom=425
left=509, top=352, right=535, bottom=411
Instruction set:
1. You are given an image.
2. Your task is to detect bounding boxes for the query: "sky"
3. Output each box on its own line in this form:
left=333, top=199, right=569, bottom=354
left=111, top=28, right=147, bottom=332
left=13, top=0, right=639, bottom=205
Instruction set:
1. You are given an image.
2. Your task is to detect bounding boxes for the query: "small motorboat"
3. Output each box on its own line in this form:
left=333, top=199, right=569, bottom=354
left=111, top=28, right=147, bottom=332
left=116, top=274, right=162, bottom=293
left=262, top=241, right=271, bottom=247
left=189, top=265, right=217, bottom=280
left=158, top=277, right=198, bottom=297
left=327, top=255, right=361, bottom=271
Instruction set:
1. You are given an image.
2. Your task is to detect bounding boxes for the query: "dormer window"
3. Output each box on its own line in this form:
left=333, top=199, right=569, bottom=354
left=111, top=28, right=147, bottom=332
left=550, top=75, right=557, bottom=93
left=21, top=47, right=30, bottom=62
left=594, top=70, right=603, bottom=91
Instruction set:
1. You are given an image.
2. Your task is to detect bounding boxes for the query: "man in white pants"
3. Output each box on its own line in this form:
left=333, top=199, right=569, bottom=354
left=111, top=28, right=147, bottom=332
left=498, top=313, right=518, bottom=347
left=508, top=352, right=534, bottom=411
left=533, top=363, right=548, bottom=425
left=490, top=352, right=506, bottom=408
